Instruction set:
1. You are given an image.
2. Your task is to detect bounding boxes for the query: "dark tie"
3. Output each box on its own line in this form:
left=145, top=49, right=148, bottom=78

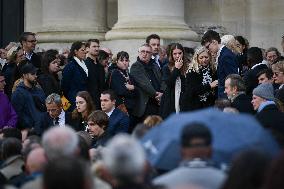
left=53, top=117, right=59, bottom=126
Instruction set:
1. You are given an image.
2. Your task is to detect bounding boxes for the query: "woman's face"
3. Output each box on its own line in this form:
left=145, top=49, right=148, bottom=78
left=272, top=68, right=284, bottom=84
left=87, top=121, right=105, bottom=138
left=74, top=45, right=86, bottom=60
left=172, top=48, right=183, bottom=62
left=235, top=40, right=245, bottom=53
left=48, top=55, right=61, bottom=73
left=117, top=57, right=129, bottom=70
left=16, top=49, right=26, bottom=63
left=198, top=51, right=210, bottom=67
left=76, top=96, right=87, bottom=114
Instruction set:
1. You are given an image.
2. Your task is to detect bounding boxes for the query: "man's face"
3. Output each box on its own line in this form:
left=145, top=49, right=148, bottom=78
left=0, top=76, right=6, bottom=91
left=138, top=46, right=152, bottom=63
left=149, top=38, right=160, bottom=55
left=87, top=42, right=100, bottom=57
left=87, top=121, right=104, bottom=138
left=224, top=79, right=236, bottom=99
left=258, top=73, right=272, bottom=84
left=46, top=102, right=62, bottom=119
left=100, top=94, right=115, bottom=113
left=23, top=73, right=37, bottom=86
left=204, top=40, right=219, bottom=55
left=251, top=95, right=265, bottom=110
left=22, top=35, right=37, bottom=52
left=266, top=51, right=278, bottom=65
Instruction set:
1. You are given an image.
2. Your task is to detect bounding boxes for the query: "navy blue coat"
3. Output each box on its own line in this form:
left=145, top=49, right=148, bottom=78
left=217, top=46, right=238, bottom=98
left=11, top=82, right=46, bottom=133
left=61, top=58, right=88, bottom=111
left=107, top=108, right=129, bottom=137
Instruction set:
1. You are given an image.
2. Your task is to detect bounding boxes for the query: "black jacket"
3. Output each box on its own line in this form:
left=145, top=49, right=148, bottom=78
left=231, top=93, right=255, bottom=114
left=37, top=73, right=61, bottom=96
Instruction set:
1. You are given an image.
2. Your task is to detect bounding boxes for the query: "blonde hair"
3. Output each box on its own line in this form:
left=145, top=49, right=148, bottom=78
left=272, top=61, right=284, bottom=73
left=187, top=46, right=216, bottom=74
left=221, top=35, right=240, bottom=54
left=143, top=115, right=163, bottom=128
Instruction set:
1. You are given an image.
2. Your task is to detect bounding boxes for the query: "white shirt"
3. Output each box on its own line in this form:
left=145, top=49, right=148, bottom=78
left=74, top=57, right=88, bottom=77
left=106, top=107, right=115, bottom=117
left=215, top=45, right=225, bottom=68
left=58, top=110, right=66, bottom=127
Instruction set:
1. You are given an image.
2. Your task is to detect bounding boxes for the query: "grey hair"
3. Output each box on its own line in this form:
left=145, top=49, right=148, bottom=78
left=45, top=93, right=62, bottom=105
left=138, top=43, right=152, bottom=52
left=102, top=134, right=145, bottom=180
left=42, top=126, right=79, bottom=160
left=225, top=74, right=246, bottom=92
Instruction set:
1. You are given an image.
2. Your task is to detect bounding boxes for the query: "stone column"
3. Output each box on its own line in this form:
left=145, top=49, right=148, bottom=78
left=37, top=0, right=108, bottom=45
left=248, top=0, right=284, bottom=49
left=24, top=0, right=42, bottom=33
left=105, top=0, right=198, bottom=41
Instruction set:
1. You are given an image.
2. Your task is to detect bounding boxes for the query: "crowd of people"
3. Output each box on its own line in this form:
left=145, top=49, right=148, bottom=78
left=1, top=30, right=284, bottom=188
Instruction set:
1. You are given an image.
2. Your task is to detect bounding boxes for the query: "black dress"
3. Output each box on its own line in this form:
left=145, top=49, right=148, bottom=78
left=182, top=66, right=217, bottom=111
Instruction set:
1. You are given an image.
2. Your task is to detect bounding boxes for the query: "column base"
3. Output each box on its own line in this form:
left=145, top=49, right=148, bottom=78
left=37, top=31, right=107, bottom=43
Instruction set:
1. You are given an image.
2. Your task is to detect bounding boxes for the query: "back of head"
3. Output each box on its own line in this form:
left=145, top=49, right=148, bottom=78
left=2, top=128, right=22, bottom=141
left=247, top=47, right=263, bottom=67
left=42, top=126, right=78, bottom=160
left=1, top=137, right=22, bottom=160
left=222, top=149, right=271, bottom=189
left=102, top=134, right=146, bottom=182
left=26, top=147, right=47, bottom=174
left=43, top=157, right=92, bottom=189
left=181, top=123, right=212, bottom=159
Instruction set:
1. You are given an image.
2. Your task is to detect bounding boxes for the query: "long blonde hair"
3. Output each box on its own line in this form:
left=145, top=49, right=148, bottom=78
left=187, top=46, right=216, bottom=74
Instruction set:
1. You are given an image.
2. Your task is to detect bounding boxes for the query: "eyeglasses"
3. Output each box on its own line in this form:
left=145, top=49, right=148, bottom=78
left=273, top=71, right=284, bottom=76
left=139, top=50, right=152, bottom=54
left=205, top=42, right=212, bottom=49
left=26, top=40, right=37, bottom=43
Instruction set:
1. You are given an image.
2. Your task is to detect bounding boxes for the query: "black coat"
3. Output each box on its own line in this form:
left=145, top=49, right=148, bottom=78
left=182, top=68, right=217, bottom=111
left=85, top=57, right=106, bottom=109
left=37, top=73, right=61, bottom=96
left=256, top=104, right=284, bottom=146
left=108, top=66, right=137, bottom=113
left=243, top=63, right=268, bottom=96
left=160, top=66, right=186, bottom=119
left=231, top=93, right=255, bottom=114
left=1, top=62, right=17, bottom=98
left=40, top=111, right=77, bottom=134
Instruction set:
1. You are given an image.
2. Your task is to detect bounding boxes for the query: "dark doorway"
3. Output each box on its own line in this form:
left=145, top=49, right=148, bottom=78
left=0, top=0, right=24, bottom=48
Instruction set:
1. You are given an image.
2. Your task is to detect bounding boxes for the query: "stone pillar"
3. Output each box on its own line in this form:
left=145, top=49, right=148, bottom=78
left=248, top=0, right=284, bottom=49
left=105, top=0, right=198, bottom=41
left=24, top=0, right=42, bottom=33
left=37, top=0, right=108, bottom=45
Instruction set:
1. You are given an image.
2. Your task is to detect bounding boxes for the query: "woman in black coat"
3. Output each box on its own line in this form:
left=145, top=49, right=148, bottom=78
left=37, top=49, right=61, bottom=96
left=160, top=43, right=189, bottom=119
left=108, top=51, right=137, bottom=115
left=182, top=46, right=218, bottom=111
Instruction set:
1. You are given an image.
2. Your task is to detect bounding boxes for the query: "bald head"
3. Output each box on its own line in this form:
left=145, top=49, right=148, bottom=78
left=26, top=147, right=47, bottom=174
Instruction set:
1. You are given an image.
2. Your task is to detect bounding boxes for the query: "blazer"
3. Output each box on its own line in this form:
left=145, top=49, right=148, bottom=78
left=130, top=58, right=162, bottom=117
left=217, top=46, right=238, bottom=98
left=40, top=111, right=76, bottom=134
left=61, top=58, right=89, bottom=111
left=108, top=108, right=129, bottom=137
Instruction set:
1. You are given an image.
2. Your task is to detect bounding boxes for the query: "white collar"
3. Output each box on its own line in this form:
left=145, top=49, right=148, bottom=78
left=215, top=45, right=225, bottom=66
left=58, top=110, right=65, bottom=127
left=106, top=107, right=115, bottom=117
left=279, top=84, right=284, bottom=89
left=74, top=57, right=88, bottom=76
left=251, top=61, right=267, bottom=69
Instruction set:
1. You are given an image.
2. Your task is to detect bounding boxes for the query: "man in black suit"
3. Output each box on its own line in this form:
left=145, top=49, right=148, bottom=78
left=100, top=90, right=129, bottom=138
left=85, top=39, right=106, bottom=109
left=41, top=93, right=76, bottom=134
left=201, top=30, right=238, bottom=98
left=19, top=32, right=41, bottom=69
left=243, top=47, right=268, bottom=96
left=224, top=74, right=254, bottom=114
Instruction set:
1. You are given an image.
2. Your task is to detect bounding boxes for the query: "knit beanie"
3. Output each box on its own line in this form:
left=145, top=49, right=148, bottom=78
left=252, top=83, right=275, bottom=100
